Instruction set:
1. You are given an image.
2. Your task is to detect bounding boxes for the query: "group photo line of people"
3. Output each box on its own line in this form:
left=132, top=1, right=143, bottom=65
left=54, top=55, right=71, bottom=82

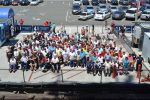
left=6, top=24, right=144, bottom=78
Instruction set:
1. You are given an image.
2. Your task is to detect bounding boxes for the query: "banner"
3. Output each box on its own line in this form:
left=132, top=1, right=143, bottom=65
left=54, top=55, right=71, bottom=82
left=33, top=25, right=50, bottom=32
left=115, top=26, right=134, bottom=33
left=20, top=25, right=33, bottom=32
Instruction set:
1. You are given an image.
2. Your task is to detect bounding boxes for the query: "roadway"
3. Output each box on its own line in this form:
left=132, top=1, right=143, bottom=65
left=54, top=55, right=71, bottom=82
left=0, top=0, right=146, bottom=26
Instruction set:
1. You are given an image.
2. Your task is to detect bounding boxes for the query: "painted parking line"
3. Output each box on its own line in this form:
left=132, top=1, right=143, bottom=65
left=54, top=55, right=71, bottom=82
left=33, top=17, right=41, bottom=21
left=33, top=71, right=52, bottom=80
left=51, top=68, right=75, bottom=79
left=28, top=71, right=34, bottom=82
left=66, top=70, right=85, bottom=79
left=66, top=10, right=69, bottom=22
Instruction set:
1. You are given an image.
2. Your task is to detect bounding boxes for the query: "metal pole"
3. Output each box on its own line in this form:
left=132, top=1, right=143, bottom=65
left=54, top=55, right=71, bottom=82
left=23, top=70, right=26, bottom=83
left=100, top=71, right=102, bottom=84
left=61, top=69, right=64, bottom=82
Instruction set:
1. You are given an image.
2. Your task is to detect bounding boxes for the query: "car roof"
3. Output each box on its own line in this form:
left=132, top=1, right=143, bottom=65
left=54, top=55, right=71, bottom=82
left=128, top=8, right=137, bottom=10
left=144, top=9, right=150, bottom=12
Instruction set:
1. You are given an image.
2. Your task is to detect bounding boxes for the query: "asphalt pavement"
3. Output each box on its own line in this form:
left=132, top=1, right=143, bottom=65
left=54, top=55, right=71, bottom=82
left=0, top=0, right=145, bottom=26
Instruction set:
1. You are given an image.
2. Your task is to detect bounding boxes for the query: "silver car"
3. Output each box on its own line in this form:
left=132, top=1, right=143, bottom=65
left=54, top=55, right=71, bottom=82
left=78, top=12, right=94, bottom=20
left=141, top=9, right=150, bottom=20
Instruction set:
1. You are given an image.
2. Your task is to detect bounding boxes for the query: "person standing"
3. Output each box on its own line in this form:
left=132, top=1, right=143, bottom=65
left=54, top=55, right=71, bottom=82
left=51, top=56, right=60, bottom=73
left=21, top=54, right=28, bottom=71
left=9, top=57, right=17, bottom=73
left=123, top=57, right=129, bottom=74
left=136, top=53, right=144, bottom=72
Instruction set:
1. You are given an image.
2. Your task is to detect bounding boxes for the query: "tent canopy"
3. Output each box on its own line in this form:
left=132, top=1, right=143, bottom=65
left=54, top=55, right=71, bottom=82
left=0, top=8, right=14, bottom=19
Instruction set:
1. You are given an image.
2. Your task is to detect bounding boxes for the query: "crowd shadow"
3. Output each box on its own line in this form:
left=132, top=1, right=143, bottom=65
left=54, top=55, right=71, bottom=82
left=3, top=39, right=19, bottom=47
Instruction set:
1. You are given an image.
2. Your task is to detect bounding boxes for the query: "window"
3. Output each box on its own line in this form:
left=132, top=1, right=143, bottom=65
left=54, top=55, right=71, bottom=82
left=126, top=10, right=136, bottom=14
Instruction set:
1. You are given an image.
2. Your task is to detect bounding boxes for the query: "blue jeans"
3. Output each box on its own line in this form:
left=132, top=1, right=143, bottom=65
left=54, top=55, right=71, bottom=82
left=21, top=62, right=28, bottom=70
left=9, top=64, right=16, bottom=70
left=70, top=60, right=75, bottom=67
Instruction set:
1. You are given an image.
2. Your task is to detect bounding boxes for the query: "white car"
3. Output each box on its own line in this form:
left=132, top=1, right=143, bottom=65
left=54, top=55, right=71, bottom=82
left=73, top=0, right=81, bottom=5
left=78, top=12, right=94, bottom=20
left=30, top=0, right=39, bottom=5
left=125, top=8, right=141, bottom=20
left=94, top=10, right=111, bottom=20
left=140, top=10, right=150, bottom=20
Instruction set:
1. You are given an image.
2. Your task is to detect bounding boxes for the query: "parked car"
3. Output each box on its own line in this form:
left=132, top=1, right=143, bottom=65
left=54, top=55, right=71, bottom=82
left=94, top=10, right=111, bottom=20
left=111, top=6, right=118, bottom=13
left=11, top=0, right=19, bottom=6
left=72, top=3, right=81, bottom=15
left=99, top=0, right=106, bottom=4
left=146, top=0, right=150, bottom=4
left=111, top=0, right=118, bottom=5
left=0, top=0, right=3, bottom=5
left=30, top=0, right=39, bottom=5
left=140, top=9, right=150, bottom=20
left=129, top=0, right=137, bottom=6
left=78, top=12, right=94, bottom=20
left=20, top=0, right=30, bottom=6
left=73, top=0, right=81, bottom=5
left=91, top=0, right=99, bottom=6
left=112, top=10, right=125, bottom=20
left=125, top=8, right=142, bottom=20
left=97, top=4, right=110, bottom=12
left=85, top=6, right=95, bottom=14
left=82, top=0, right=89, bottom=5
left=119, top=6, right=129, bottom=13
left=145, top=4, right=150, bottom=10
left=3, top=0, right=12, bottom=6
left=119, top=0, right=129, bottom=5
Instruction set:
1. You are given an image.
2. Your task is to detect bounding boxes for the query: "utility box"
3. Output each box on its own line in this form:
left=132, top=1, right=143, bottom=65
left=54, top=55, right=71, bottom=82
left=132, top=23, right=150, bottom=50
left=142, top=32, right=150, bottom=61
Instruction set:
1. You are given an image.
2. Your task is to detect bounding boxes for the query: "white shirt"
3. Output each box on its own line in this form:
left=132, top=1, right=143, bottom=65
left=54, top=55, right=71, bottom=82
left=21, top=56, right=28, bottom=63
left=14, top=50, right=19, bottom=57
left=51, top=57, right=59, bottom=63
left=69, top=52, right=76, bottom=60
left=10, top=58, right=16, bottom=65
left=104, top=62, right=112, bottom=69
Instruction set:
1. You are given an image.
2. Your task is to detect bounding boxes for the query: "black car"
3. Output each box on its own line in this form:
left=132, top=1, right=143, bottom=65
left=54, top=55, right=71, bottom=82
left=119, top=0, right=129, bottom=5
left=19, top=0, right=30, bottom=6
left=72, top=3, right=81, bottom=15
left=3, top=0, right=12, bottom=6
left=112, top=10, right=125, bottom=20
left=0, top=0, right=3, bottom=5
left=111, top=0, right=118, bottom=5
left=82, top=0, right=89, bottom=5
left=99, top=0, right=106, bottom=4
left=91, top=0, right=99, bottom=6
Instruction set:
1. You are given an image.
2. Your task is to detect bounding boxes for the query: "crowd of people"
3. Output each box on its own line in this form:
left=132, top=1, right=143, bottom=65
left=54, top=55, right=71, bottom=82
left=6, top=25, right=144, bottom=78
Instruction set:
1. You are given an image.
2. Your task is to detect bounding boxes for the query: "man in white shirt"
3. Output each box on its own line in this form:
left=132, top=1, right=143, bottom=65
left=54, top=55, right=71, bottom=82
left=9, top=57, right=17, bottom=73
left=69, top=50, right=76, bottom=67
left=51, top=56, right=60, bottom=73
left=104, top=60, right=112, bottom=77
left=21, top=55, right=28, bottom=71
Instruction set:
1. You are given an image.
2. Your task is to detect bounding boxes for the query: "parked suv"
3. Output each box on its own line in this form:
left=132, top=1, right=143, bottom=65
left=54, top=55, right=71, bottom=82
left=125, top=8, right=141, bottom=20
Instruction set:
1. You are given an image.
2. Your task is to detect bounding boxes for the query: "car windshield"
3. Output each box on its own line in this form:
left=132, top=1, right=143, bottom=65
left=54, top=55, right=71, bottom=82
left=75, top=0, right=80, bottom=1
left=80, top=13, right=87, bottom=16
left=142, top=11, right=150, bottom=14
left=126, top=10, right=136, bottom=13
left=147, top=6, right=150, bottom=9
left=114, top=11, right=121, bottom=14
left=73, top=5, right=80, bottom=9
left=111, top=7, right=117, bottom=9
left=32, top=0, right=36, bottom=1
left=87, top=7, right=93, bottom=9
left=122, top=7, right=128, bottom=10
left=100, top=6, right=106, bottom=8
left=97, top=12, right=104, bottom=14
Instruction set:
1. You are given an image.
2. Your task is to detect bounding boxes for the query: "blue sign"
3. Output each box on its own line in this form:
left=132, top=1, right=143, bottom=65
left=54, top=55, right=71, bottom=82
left=33, top=25, right=50, bottom=32
left=115, top=26, right=134, bottom=33
left=20, top=25, right=33, bottom=32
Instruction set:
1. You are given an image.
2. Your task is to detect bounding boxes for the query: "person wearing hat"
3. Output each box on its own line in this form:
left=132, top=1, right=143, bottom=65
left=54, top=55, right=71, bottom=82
left=136, top=53, right=144, bottom=71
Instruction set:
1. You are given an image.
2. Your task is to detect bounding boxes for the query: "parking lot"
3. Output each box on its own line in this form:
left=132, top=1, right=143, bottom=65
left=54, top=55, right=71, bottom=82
left=1, top=0, right=147, bottom=26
